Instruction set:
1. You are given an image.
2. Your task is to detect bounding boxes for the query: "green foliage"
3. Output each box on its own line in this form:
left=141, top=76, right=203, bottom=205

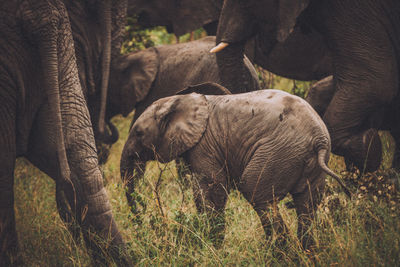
left=121, top=17, right=207, bottom=54
left=121, top=16, right=155, bottom=54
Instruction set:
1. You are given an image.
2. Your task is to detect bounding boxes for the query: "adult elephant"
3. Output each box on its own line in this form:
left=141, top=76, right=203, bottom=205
left=306, top=76, right=400, bottom=170
left=64, top=0, right=128, bottom=162
left=0, top=0, right=129, bottom=265
left=212, top=0, right=400, bottom=172
left=65, top=0, right=127, bottom=143
left=128, top=0, right=223, bottom=35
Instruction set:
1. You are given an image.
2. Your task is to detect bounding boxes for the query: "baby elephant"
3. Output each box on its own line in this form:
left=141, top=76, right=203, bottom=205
left=120, top=83, right=349, bottom=249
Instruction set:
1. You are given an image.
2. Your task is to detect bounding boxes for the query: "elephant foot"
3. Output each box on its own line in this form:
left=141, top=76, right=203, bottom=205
left=345, top=129, right=382, bottom=173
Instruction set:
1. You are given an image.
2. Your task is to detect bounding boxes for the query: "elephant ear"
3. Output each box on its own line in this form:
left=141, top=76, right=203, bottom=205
left=277, top=0, right=309, bottom=42
left=155, top=94, right=209, bottom=162
left=177, top=82, right=232, bottom=95
left=117, top=47, right=158, bottom=112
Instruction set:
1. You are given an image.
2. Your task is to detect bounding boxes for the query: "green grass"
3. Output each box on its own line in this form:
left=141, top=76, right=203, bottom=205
left=13, top=29, right=400, bottom=266
left=13, top=110, right=400, bottom=266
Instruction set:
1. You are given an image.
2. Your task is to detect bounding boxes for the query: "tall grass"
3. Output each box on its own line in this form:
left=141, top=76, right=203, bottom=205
left=13, top=27, right=400, bottom=266
left=13, top=109, right=400, bottom=266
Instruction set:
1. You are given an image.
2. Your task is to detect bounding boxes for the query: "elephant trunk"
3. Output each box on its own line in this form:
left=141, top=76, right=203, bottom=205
left=31, top=2, right=129, bottom=265
left=39, top=26, right=71, bottom=187
left=214, top=0, right=258, bottom=93
left=79, top=166, right=129, bottom=264
left=100, top=121, right=120, bottom=145
left=97, top=0, right=112, bottom=142
left=215, top=40, right=256, bottom=93
left=120, top=144, right=147, bottom=215
left=21, top=1, right=71, bottom=187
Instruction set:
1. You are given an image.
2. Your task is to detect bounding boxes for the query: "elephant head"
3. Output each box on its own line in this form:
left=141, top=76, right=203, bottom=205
left=108, top=48, right=159, bottom=117
left=211, top=0, right=332, bottom=92
left=120, top=82, right=230, bottom=213
left=65, top=0, right=127, bottom=147
left=129, top=0, right=223, bottom=35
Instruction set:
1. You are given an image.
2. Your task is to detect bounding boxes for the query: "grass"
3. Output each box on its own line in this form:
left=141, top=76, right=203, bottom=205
left=13, top=109, right=400, bottom=266
left=12, top=29, right=400, bottom=266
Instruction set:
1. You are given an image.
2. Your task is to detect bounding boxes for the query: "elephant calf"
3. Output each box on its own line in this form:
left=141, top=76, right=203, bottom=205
left=93, top=36, right=259, bottom=163
left=106, top=35, right=259, bottom=129
left=120, top=83, right=350, bottom=249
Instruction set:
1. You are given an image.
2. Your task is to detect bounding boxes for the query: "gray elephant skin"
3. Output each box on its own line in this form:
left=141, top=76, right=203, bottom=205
left=66, top=0, right=128, bottom=151
left=306, top=76, right=400, bottom=171
left=128, top=0, right=331, bottom=83
left=120, top=84, right=349, bottom=250
left=128, top=0, right=223, bottom=35
left=0, top=1, right=130, bottom=265
left=213, top=0, right=400, bottom=173
left=106, top=36, right=260, bottom=137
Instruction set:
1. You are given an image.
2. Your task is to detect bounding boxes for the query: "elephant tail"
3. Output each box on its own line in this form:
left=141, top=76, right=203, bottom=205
left=318, top=149, right=352, bottom=198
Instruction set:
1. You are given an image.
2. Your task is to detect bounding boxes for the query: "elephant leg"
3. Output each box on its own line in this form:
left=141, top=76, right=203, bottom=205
left=27, top=148, right=82, bottom=242
left=191, top=171, right=229, bottom=248
left=0, top=97, right=18, bottom=265
left=239, top=164, right=289, bottom=249
left=324, top=86, right=383, bottom=173
left=253, top=204, right=287, bottom=250
left=291, top=174, right=325, bottom=251
left=321, top=3, right=399, bottom=173
left=26, top=105, right=82, bottom=241
left=238, top=147, right=309, bottom=247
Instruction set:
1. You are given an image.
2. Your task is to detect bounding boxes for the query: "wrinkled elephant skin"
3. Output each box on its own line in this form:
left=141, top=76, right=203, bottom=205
left=128, top=0, right=223, bottom=35
left=307, top=76, right=400, bottom=171
left=0, top=1, right=129, bottom=265
left=121, top=84, right=348, bottom=250
left=215, top=0, right=400, bottom=172
left=107, top=36, right=260, bottom=131
left=66, top=0, right=128, bottom=160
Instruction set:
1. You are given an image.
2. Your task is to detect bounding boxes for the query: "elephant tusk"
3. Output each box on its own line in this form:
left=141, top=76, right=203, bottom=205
left=210, top=42, right=229, bottom=53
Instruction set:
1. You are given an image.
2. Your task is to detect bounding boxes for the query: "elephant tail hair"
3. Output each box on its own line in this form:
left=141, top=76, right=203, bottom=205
left=318, top=149, right=352, bottom=198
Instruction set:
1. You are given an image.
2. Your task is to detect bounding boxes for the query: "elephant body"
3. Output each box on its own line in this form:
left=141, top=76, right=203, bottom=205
left=107, top=36, right=260, bottom=128
left=214, top=0, right=400, bottom=172
left=306, top=76, right=400, bottom=170
left=128, top=0, right=223, bottom=35
left=0, top=1, right=128, bottom=265
left=120, top=85, right=348, bottom=249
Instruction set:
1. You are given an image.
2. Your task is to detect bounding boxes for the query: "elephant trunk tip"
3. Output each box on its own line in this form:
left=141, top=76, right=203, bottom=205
left=210, top=42, right=229, bottom=53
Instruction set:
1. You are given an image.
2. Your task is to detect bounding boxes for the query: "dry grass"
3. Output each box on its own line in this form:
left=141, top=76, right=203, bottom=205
left=12, top=110, right=400, bottom=266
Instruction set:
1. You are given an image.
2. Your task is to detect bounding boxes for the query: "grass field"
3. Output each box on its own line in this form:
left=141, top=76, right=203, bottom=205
left=12, top=28, right=400, bottom=266
left=14, top=93, right=400, bottom=266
